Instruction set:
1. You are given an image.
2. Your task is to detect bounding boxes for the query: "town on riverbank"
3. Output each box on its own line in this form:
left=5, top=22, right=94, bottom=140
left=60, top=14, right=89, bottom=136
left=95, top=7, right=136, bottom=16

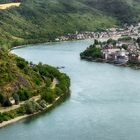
left=80, top=35, right=140, bottom=69
left=55, top=23, right=140, bottom=42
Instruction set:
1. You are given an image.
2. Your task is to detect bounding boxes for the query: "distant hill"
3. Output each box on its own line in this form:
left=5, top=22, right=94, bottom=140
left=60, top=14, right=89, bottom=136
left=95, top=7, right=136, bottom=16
left=0, top=0, right=140, bottom=48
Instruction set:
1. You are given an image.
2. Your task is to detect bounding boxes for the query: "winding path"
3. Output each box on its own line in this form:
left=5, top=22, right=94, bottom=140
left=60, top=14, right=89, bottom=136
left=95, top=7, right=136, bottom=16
left=0, top=78, right=58, bottom=113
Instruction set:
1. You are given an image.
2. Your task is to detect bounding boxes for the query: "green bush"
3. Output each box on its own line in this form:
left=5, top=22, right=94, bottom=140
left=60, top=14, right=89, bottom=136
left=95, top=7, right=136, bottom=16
left=16, top=106, right=26, bottom=115
left=54, top=87, right=63, bottom=96
left=107, top=38, right=117, bottom=46
left=0, top=93, right=4, bottom=105
left=80, top=44, right=102, bottom=59
left=41, top=89, right=55, bottom=103
left=16, top=57, right=28, bottom=70
left=45, top=78, right=52, bottom=87
left=118, top=37, right=132, bottom=41
left=16, top=88, right=32, bottom=101
left=121, top=44, right=128, bottom=50
left=24, top=100, right=43, bottom=114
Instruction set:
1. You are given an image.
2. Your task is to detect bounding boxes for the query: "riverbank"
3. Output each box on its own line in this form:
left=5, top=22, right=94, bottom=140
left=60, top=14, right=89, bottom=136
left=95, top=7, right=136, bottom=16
left=0, top=48, right=71, bottom=128
left=80, top=36, right=140, bottom=70
left=0, top=92, right=70, bottom=128
left=81, top=56, right=140, bottom=70
left=2, top=39, right=140, bottom=140
left=10, top=36, right=120, bottom=52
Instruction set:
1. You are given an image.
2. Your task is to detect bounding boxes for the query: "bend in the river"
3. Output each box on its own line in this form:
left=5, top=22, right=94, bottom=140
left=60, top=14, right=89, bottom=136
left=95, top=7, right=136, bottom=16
left=1, top=40, right=140, bottom=140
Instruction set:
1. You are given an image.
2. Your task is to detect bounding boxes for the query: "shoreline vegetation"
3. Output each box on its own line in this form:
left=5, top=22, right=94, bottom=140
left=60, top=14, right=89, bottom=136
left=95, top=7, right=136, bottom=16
left=8, top=23, right=140, bottom=50
left=1, top=23, right=140, bottom=129
left=0, top=34, right=139, bottom=128
left=1, top=24, right=140, bottom=128
left=0, top=93, right=70, bottom=128
left=0, top=48, right=70, bottom=128
left=1, top=0, right=140, bottom=130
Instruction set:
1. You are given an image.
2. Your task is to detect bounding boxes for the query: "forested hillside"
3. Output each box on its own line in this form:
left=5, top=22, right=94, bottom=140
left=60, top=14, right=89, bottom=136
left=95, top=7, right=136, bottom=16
left=0, top=0, right=140, bottom=48
left=0, top=47, right=70, bottom=122
left=0, top=48, right=70, bottom=107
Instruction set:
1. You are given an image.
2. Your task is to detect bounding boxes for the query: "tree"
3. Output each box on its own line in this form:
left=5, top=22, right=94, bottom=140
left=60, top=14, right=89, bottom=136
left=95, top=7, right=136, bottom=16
left=0, top=93, right=4, bottom=105
left=80, top=44, right=102, bottom=59
left=107, top=38, right=116, bottom=46
left=41, top=89, right=55, bottom=103
left=16, top=57, right=28, bottom=70
left=55, top=87, right=62, bottom=96
left=24, top=100, right=43, bottom=114
left=24, top=101, right=36, bottom=114
left=0, top=92, right=12, bottom=107
left=121, top=44, right=128, bottom=50
left=45, top=78, right=52, bottom=87
left=16, top=88, right=31, bottom=101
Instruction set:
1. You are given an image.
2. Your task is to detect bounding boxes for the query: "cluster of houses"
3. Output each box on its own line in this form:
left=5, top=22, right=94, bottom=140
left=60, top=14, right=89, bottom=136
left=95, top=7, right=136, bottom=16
left=55, top=23, right=140, bottom=42
left=99, top=40, right=140, bottom=64
left=102, top=45, right=129, bottom=64
left=55, top=31, right=96, bottom=41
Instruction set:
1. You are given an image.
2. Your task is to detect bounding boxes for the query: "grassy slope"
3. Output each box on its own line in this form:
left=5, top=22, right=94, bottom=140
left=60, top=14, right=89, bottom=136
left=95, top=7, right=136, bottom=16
left=0, top=49, right=42, bottom=97
left=81, top=0, right=140, bottom=24
left=0, top=48, right=70, bottom=101
left=0, top=0, right=140, bottom=48
left=0, top=0, right=117, bottom=48
left=0, top=48, right=70, bottom=122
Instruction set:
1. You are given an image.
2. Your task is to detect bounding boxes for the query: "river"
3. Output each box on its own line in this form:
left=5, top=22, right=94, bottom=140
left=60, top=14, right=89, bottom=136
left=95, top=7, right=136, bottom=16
left=1, top=40, right=140, bottom=140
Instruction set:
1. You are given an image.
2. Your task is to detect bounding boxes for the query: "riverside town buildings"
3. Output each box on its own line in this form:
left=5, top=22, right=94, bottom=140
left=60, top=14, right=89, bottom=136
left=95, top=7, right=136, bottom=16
left=55, top=23, right=140, bottom=41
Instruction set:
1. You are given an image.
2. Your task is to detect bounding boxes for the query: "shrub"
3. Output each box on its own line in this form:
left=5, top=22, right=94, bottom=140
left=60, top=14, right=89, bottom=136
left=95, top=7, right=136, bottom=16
left=121, top=44, right=128, bottom=50
left=41, top=89, right=55, bottom=103
left=54, top=87, right=63, bottom=96
left=45, top=78, right=52, bottom=87
left=107, top=38, right=116, bottom=46
left=80, top=44, right=102, bottom=59
left=16, top=57, right=28, bottom=70
left=16, top=106, right=26, bottom=115
left=3, top=97, right=12, bottom=107
left=16, top=88, right=31, bottom=101
left=0, top=93, right=4, bottom=105
left=24, top=100, right=43, bottom=114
